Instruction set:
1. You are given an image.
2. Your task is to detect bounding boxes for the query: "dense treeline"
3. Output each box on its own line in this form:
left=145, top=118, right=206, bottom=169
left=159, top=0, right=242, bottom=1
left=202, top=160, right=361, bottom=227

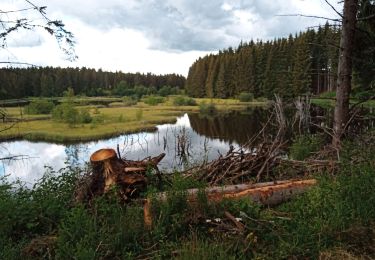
left=186, top=23, right=341, bottom=99
left=0, top=67, right=186, bottom=99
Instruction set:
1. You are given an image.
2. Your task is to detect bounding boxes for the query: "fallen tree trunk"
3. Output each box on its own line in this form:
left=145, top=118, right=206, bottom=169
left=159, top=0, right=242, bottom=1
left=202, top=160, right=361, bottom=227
left=143, top=179, right=316, bottom=227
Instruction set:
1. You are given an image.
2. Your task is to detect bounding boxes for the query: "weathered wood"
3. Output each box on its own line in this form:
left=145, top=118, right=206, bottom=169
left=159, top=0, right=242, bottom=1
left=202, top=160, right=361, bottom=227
left=143, top=179, right=316, bottom=227
left=75, top=149, right=165, bottom=204
left=224, top=211, right=245, bottom=231
left=333, top=0, right=359, bottom=148
left=90, top=148, right=118, bottom=192
left=124, top=167, right=146, bottom=173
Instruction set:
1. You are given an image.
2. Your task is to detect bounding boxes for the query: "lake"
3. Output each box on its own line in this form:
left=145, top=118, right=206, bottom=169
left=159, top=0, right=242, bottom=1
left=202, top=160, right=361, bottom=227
left=0, top=108, right=268, bottom=185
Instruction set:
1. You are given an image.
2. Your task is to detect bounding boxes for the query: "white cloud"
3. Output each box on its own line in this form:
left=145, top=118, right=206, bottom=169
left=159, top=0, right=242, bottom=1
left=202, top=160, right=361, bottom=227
left=0, top=0, right=342, bottom=75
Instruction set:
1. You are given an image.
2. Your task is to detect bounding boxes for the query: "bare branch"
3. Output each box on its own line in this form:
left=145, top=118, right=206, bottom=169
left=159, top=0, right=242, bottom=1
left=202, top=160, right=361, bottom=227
left=349, top=95, right=375, bottom=112
left=0, top=7, right=36, bottom=14
left=276, top=14, right=341, bottom=22
left=0, top=155, right=30, bottom=161
left=323, top=0, right=344, bottom=18
left=0, top=61, right=37, bottom=67
left=0, top=0, right=77, bottom=61
left=357, top=13, right=375, bottom=21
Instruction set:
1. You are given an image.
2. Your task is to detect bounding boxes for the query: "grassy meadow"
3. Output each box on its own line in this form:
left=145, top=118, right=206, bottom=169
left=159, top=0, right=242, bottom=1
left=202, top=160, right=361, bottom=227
left=0, top=96, right=268, bottom=142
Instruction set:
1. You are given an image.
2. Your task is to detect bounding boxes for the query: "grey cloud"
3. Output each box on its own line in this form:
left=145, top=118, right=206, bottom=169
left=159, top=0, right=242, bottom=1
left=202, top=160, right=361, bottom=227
left=6, top=31, right=44, bottom=48
left=45, top=0, right=328, bottom=51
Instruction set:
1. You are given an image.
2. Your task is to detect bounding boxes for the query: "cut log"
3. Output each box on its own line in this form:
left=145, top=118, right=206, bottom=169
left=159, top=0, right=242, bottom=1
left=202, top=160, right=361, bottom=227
left=143, top=179, right=316, bottom=227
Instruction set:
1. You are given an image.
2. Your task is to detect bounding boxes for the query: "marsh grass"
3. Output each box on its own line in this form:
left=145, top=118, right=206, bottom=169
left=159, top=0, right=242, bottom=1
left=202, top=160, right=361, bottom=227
left=0, top=97, right=261, bottom=142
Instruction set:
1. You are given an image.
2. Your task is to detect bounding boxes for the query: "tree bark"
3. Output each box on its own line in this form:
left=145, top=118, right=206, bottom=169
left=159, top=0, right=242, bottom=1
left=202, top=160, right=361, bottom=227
left=333, top=0, right=359, bottom=148
left=143, top=179, right=317, bottom=227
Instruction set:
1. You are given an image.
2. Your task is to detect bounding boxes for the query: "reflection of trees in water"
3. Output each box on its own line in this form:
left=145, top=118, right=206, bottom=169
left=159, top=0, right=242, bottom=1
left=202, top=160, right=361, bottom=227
left=188, top=109, right=268, bottom=145
left=65, top=144, right=89, bottom=167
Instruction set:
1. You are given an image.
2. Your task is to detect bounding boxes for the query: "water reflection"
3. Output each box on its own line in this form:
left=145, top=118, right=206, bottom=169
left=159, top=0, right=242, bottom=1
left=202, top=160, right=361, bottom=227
left=189, top=109, right=268, bottom=144
left=2, top=105, right=373, bottom=185
left=0, top=113, right=253, bottom=185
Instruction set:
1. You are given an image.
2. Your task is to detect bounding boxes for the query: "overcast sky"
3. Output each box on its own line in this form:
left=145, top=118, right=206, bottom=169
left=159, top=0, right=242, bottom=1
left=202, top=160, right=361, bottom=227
left=0, top=0, right=342, bottom=76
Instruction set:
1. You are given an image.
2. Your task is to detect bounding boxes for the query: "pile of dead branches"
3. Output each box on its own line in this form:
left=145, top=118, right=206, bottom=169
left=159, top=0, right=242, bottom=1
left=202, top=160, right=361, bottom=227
left=183, top=94, right=339, bottom=186
left=184, top=140, right=286, bottom=185
left=183, top=141, right=338, bottom=186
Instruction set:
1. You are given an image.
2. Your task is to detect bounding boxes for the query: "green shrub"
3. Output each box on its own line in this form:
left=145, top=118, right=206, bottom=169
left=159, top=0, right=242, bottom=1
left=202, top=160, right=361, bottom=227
left=238, top=92, right=254, bottom=102
left=143, top=95, right=165, bottom=106
left=52, top=104, right=92, bottom=126
left=289, top=134, right=323, bottom=160
left=24, top=99, right=55, bottom=114
left=90, top=114, right=105, bottom=128
left=199, top=102, right=217, bottom=115
left=78, top=108, right=92, bottom=123
left=122, top=96, right=137, bottom=106
left=0, top=167, right=79, bottom=257
left=157, top=85, right=179, bottom=97
left=173, top=96, right=197, bottom=106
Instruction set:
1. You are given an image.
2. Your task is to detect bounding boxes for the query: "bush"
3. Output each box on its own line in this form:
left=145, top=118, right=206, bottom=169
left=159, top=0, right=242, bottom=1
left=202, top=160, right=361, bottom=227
left=173, top=96, right=197, bottom=106
left=78, top=108, right=92, bottom=123
left=199, top=102, right=217, bottom=115
left=52, top=104, right=92, bottom=126
left=238, top=92, right=254, bottom=102
left=157, top=85, right=179, bottom=97
left=24, top=99, right=55, bottom=114
left=143, top=95, right=165, bottom=106
left=289, top=134, right=323, bottom=160
left=0, top=167, right=79, bottom=257
left=122, top=96, right=137, bottom=106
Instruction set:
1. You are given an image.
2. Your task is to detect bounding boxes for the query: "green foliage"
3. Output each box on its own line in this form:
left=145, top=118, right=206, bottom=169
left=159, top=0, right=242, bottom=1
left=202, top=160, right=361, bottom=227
left=0, top=66, right=185, bottom=99
left=122, top=96, right=137, bottom=106
left=352, top=89, right=375, bottom=101
left=264, top=162, right=375, bottom=259
left=158, top=85, right=179, bottom=97
left=90, top=114, right=105, bottom=129
left=1, top=133, right=375, bottom=259
left=63, top=87, right=75, bottom=98
left=199, top=102, right=217, bottom=115
left=143, top=95, right=165, bottom=106
left=112, top=80, right=130, bottom=96
left=55, top=199, right=145, bottom=259
left=78, top=108, right=92, bottom=123
left=173, top=96, right=197, bottom=106
left=52, top=104, right=92, bottom=126
left=289, top=134, right=323, bottom=160
left=24, top=99, right=55, bottom=114
left=176, top=238, right=236, bottom=260
left=237, top=92, right=254, bottom=102
left=0, top=167, right=79, bottom=257
left=319, top=91, right=336, bottom=98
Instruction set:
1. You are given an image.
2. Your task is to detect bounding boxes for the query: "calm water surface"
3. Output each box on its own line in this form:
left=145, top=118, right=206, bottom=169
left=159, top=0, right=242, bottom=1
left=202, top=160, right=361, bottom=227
left=0, top=109, right=267, bottom=184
